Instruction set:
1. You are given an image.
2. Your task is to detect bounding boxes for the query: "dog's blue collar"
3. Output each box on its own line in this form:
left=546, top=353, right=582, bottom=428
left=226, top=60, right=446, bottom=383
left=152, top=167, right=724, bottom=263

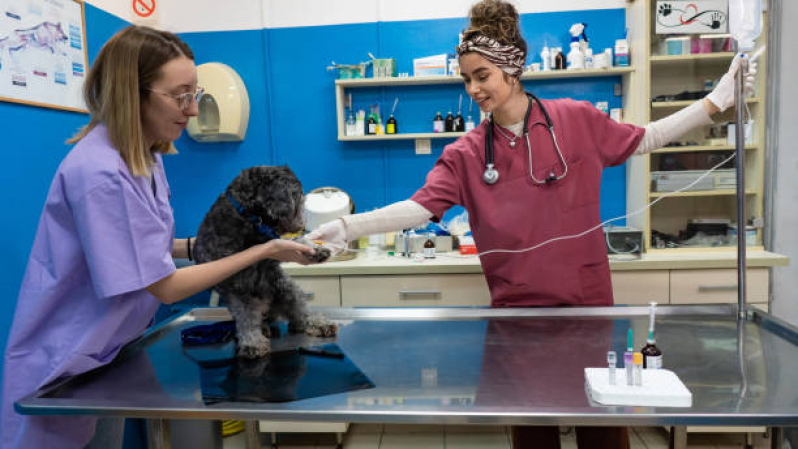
left=225, top=191, right=281, bottom=241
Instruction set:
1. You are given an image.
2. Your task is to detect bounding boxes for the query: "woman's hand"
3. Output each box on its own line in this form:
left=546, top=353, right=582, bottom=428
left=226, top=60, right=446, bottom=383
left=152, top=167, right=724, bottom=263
left=704, top=53, right=758, bottom=115
left=260, top=239, right=319, bottom=265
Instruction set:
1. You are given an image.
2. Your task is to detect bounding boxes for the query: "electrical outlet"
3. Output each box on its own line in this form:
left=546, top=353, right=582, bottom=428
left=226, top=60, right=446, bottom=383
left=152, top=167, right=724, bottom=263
left=415, top=139, right=431, bottom=155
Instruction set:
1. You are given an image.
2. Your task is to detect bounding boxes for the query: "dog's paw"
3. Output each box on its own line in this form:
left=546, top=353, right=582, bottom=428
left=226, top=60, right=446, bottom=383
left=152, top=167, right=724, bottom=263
left=304, top=245, right=331, bottom=263
left=303, top=314, right=338, bottom=338
left=236, top=333, right=271, bottom=359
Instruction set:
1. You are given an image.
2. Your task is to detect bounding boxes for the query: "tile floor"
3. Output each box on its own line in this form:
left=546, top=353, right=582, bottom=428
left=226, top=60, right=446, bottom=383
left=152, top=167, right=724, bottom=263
left=223, top=424, right=772, bottom=449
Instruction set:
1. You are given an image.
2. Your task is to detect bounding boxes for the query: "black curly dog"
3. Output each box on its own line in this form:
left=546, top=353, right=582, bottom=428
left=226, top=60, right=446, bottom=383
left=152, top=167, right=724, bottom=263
left=194, top=166, right=336, bottom=358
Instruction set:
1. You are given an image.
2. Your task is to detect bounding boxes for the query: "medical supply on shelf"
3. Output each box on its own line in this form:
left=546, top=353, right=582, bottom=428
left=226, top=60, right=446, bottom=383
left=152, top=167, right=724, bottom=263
left=414, top=54, right=448, bottom=77
left=567, top=41, right=584, bottom=69
left=585, top=368, right=692, bottom=407
left=370, top=54, right=397, bottom=78
left=614, top=38, right=629, bottom=66
left=386, top=115, right=397, bottom=134
left=367, top=108, right=377, bottom=135
left=465, top=116, right=475, bottom=132
left=433, top=111, right=444, bottom=133
left=345, top=112, right=356, bottom=136
left=607, top=351, right=617, bottom=385
left=633, top=353, right=643, bottom=386
left=355, top=110, right=365, bottom=136
left=444, top=111, right=455, bottom=132
left=605, top=48, right=614, bottom=67
left=584, top=48, right=594, bottom=68
left=541, top=45, right=551, bottom=71
left=554, top=48, right=566, bottom=70
left=641, top=302, right=663, bottom=369
left=610, top=108, right=623, bottom=123
left=327, top=60, right=368, bottom=79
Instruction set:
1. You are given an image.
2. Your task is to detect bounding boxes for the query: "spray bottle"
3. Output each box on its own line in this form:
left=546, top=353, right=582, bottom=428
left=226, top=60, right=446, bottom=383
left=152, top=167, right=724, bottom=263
left=567, top=23, right=585, bottom=69
left=640, top=302, right=663, bottom=369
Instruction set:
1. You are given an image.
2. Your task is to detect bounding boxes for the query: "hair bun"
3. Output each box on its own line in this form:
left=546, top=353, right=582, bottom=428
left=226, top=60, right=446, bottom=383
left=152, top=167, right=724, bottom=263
left=462, top=0, right=526, bottom=58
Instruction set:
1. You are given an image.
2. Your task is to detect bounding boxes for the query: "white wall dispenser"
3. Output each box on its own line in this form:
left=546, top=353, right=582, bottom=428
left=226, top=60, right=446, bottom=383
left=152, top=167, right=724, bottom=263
left=187, top=62, right=249, bottom=142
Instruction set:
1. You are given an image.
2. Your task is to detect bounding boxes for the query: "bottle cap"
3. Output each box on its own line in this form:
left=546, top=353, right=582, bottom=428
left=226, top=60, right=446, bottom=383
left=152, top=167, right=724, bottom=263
left=633, top=353, right=643, bottom=365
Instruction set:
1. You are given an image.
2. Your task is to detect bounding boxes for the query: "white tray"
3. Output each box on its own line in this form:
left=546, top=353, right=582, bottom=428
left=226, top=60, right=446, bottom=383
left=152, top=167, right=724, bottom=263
left=585, top=368, right=692, bottom=407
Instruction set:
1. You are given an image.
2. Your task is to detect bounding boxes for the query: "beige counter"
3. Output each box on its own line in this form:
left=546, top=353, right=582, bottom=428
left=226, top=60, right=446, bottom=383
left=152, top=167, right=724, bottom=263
left=284, top=250, right=789, bottom=276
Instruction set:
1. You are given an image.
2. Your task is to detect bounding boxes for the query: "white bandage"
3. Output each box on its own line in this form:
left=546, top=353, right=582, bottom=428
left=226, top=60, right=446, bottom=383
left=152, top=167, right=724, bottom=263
left=342, top=200, right=433, bottom=240
left=634, top=100, right=714, bottom=155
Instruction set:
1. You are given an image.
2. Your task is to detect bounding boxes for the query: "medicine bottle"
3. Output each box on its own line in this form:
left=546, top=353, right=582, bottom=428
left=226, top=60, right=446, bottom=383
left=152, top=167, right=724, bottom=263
left=386, top=115, right=397, bottom=134
left=433, top=111, right=444, bottom=133
left=444, top=111, right=455, bottom=132
left=423, top=232, right=436, bottom=258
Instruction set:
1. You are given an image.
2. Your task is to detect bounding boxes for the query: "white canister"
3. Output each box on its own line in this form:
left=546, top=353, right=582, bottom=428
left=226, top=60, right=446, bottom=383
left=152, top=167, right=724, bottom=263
left=303, top=188, right=352, bottom=232
left=727, top=121, right=755, bottom=145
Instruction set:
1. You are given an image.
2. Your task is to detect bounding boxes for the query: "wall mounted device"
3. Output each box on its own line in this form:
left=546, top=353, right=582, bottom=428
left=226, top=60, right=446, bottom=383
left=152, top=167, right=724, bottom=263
left=187, top=62, right=249, bottom=142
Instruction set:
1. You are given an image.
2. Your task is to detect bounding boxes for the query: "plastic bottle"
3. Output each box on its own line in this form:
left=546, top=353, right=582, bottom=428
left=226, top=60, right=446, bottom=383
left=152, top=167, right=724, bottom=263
left=424, top=232, right=436, bottom=258
left=541, top=45, right=551, bottom=71
left=355, top=110, right=365, bottom=136
left=386, top=115, right=397, bottom=134
left=345, top=112, right=357, bottom=136
left=567, top=41, right=584, bottom=69
left=584, top=48, right=594, bottom=69
left=433, top=111, right=444, bottom=133
left=444, top=111, right=455, bottom=132
left=465, top=115, right=475, bottom=132
left=729, top=0, right=762, bottom=52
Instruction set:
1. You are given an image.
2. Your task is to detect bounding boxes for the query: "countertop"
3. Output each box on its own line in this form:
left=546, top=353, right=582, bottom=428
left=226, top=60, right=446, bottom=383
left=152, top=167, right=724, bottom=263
left=283, top=250, right=789, bottom=276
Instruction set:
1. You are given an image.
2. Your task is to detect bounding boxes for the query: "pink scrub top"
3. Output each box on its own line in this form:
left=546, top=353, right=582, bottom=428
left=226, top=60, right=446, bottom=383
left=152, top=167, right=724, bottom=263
left=412, top=99, right=645, bottom=308
left=1, top=124, right=176, bottom=449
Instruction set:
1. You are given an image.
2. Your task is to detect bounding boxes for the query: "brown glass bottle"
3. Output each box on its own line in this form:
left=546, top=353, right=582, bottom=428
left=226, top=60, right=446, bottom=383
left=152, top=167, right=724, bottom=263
left=640, top=333, right=663, bottom=369
left=423, top=232, right=436, bottom=258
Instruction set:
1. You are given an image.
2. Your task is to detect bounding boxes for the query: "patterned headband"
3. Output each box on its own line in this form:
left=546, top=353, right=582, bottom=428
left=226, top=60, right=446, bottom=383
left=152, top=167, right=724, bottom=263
left=456, top=35, right=525, bottom=77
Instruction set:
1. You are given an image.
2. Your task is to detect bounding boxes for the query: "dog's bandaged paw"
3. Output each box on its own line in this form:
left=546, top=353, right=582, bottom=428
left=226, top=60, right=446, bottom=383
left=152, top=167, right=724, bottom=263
left=303, top=313, right=338, bottom=338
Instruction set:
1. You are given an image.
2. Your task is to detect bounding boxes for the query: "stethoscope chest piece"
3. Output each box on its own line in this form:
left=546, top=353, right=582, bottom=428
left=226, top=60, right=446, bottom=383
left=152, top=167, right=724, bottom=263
left=483, top=163, right=499, bottom=185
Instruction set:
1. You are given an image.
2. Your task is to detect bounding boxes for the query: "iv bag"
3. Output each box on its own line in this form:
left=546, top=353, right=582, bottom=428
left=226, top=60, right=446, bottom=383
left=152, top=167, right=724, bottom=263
left=728, top=0, right=762, bottom=52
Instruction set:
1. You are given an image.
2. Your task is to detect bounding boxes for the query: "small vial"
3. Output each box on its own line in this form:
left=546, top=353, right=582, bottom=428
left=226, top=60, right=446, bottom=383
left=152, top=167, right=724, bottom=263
left=633, top=353, right=643, bottom=386
left=607, top=351, right=617, bottom=385
left=624, top=352, right=634, bottom=386
left=423, top=232, right=436, bottom=258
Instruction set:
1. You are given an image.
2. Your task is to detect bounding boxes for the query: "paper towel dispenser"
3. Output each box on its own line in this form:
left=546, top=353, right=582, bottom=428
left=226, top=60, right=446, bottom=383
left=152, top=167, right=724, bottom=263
left=187, top=62, right=249, bottom=142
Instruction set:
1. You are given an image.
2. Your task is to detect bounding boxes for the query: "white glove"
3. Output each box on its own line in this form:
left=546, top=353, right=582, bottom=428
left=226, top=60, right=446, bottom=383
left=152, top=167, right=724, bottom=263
left=705, top=53, right=757, bottom=113
left=306, top=219, right=348, bottom=255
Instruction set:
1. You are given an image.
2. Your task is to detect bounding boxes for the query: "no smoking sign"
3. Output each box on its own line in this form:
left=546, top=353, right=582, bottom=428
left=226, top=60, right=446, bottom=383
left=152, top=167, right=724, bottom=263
left=132, top=0, right=155, bottom=18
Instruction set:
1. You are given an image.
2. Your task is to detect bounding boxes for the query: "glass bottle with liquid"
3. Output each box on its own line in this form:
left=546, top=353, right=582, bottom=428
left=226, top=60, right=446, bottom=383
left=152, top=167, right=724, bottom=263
left=455, top=112, right=465, bottom=132
left=423, top=232, right=436, bottom=258
left=640, top=331, right=663, bottom=369
left=433, top=111, right=444, bottom=133
left=555, top=49, right=567, bottom=70
left=367, top=113, right=377, bottom=135
left=444, top=111, right=455, bottom=132
left=386, top=115, right=397, bottom=134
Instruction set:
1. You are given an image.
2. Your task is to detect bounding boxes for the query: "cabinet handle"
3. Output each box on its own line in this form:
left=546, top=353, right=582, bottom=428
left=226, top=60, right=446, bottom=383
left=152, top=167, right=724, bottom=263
left=399, top=290, right=441, bottom=299
left=698, top=285, right=737, bottom=292
left=302, top=292, right=315, bottom=301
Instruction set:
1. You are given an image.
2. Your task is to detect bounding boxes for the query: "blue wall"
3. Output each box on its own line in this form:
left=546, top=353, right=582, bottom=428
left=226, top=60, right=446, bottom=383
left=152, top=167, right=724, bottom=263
left=0, top=7, right=630, bottom=385
left=0, top=4, right=128, bottom=392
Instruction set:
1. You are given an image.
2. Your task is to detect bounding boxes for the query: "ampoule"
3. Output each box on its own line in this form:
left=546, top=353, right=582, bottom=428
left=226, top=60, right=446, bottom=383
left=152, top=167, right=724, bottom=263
left=607, top=351, right=617, bottom=385
left=633, top=353, right=643, bottom=386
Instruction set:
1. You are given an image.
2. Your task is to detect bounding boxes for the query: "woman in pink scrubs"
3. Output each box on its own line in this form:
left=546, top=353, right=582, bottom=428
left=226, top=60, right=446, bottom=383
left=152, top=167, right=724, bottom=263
left=1, top=26, right=318, bottom=449
left=308, top=1, right=755, bottom=447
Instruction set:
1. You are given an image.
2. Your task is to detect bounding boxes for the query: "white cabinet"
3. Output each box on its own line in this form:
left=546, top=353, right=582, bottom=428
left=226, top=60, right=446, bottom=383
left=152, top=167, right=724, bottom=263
left=341, top=274, right=490, bottom=307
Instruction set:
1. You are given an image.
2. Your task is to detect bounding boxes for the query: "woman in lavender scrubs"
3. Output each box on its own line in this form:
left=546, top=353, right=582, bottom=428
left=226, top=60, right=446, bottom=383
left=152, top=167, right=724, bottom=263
left=1, top=26, right=318, bottom=448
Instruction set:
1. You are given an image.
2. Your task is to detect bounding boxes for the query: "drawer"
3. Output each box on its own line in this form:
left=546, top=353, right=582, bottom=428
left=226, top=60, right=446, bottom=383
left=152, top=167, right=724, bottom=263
left=341, top=274, right=491, bottom=307
left=293, top=276, right=341, bottom=307
left=670, top=268, right=769, bottom=304
left=611, top=270, right=669, bottom=305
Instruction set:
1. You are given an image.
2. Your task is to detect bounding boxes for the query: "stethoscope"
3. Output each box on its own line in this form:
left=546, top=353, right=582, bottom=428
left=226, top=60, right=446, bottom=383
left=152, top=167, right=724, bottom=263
left=483, top=92, right=568, bottom=185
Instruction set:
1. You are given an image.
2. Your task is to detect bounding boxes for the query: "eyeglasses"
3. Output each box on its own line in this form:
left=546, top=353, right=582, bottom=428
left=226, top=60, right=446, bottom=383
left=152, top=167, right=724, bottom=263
left=147, top=86, right=205, bottom=109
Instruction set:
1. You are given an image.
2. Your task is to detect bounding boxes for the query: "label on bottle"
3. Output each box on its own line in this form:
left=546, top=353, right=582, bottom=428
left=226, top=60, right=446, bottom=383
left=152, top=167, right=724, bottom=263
left=645, top=355, right=662, bottom=369
left=387, top=123, right=395, bottom=134
left=433, top=120, right=444, bottom=133
left=424, top=246, right=435, bottom=258
left=465, top=122, right=475, bottom=132
left=368, top=123, right=376, bottom=134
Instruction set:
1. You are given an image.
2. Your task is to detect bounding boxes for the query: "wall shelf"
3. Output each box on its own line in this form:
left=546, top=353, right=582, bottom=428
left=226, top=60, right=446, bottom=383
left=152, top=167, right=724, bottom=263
left=651, top=98, right=760, bottom=109
left=649, top=52, right=735, bottom=64
left=335, top=67, right=636, bottom=141
left=649, top=189, right=756, bottom=199
left=339, top=132, right=465, bottom=142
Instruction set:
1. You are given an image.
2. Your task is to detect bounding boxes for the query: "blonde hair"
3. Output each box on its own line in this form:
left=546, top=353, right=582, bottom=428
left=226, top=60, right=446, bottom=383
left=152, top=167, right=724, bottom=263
left=463, top=0, right=527, bottom=62
left=68, top=26, right=194, bottom=177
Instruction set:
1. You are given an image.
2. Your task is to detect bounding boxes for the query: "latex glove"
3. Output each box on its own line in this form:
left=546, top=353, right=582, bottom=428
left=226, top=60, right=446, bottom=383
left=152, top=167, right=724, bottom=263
left=306, top=219, right=348, bottom=255
left=705, top=53, right=757, bottom=113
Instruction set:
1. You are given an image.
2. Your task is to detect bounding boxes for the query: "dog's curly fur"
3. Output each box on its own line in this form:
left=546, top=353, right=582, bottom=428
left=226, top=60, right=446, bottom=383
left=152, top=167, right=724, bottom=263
left=194, top=166, right=336, bottom=358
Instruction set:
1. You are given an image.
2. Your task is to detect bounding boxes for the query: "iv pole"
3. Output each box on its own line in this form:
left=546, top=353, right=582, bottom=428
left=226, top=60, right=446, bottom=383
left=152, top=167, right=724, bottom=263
left=734, top=45, right=748, bottom=321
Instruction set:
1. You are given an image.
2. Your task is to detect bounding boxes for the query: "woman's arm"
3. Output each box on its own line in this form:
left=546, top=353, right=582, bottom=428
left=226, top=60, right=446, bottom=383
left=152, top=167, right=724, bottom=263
left=172, top=238, right=190, bottom=259
left=147, top=239, right=316, bottom=304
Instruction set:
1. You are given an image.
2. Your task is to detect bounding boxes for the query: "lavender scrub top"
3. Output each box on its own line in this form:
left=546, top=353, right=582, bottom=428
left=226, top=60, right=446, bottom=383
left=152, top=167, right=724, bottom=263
left=1, top=124, right=176, bottom=448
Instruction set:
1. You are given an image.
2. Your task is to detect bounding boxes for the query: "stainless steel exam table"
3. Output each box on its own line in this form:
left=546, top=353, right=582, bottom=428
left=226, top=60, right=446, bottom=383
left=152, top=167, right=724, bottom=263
left=17, top=305, right=798, bottom=448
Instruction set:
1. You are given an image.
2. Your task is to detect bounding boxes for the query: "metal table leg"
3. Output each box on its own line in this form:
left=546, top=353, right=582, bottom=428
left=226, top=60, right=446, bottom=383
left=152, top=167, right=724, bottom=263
left=244, top=420, right=260, bottom=449
left=668, top=426, right=687, bottom=449
left=146, top=418, right=171, bottom=449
